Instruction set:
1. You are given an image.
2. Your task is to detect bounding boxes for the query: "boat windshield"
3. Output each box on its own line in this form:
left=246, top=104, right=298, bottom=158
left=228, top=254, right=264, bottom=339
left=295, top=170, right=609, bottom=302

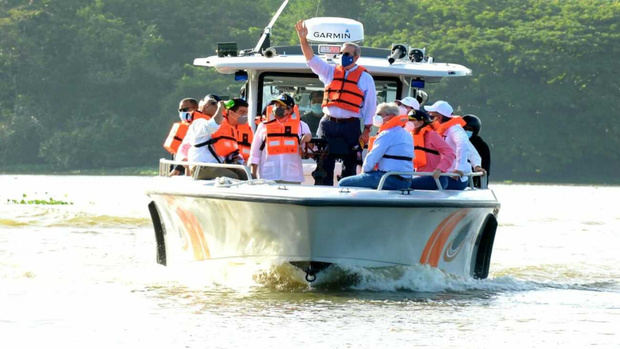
left=258, top=72, right=401, bottom=136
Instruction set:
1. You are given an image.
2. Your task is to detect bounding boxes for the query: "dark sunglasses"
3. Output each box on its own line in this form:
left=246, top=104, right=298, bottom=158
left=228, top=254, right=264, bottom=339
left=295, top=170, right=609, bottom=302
left=179, top=107, right=191, bottom=112
left=339, top=52, right=352, bottom=57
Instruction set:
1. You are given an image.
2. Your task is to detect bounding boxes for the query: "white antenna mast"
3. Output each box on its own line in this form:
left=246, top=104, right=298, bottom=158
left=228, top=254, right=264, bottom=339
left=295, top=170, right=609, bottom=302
left=253, top=0, right=289, bottom=53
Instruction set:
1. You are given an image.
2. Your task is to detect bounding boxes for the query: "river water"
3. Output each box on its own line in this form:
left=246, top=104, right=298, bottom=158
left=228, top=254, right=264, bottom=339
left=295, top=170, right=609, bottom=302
left=1, top=175, right=619, bottom=348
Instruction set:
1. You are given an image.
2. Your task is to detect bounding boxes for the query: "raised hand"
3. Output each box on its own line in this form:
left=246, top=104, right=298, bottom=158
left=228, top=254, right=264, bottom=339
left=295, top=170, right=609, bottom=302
left=295, top=20, right=308, bottom=41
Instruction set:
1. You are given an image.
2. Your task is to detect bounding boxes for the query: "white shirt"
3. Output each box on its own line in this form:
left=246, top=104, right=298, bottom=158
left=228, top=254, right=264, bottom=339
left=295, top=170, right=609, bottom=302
left=443, top=124, right=472, bottom=182
left=185, top=118, right=222, bottom=163
left=363, top=126, right=414, bottom=178
left=307, top=56, right=377, bottom=125
left=249, top=119, right=312, bottom=183
left=466, top=140, right=482, bottom=168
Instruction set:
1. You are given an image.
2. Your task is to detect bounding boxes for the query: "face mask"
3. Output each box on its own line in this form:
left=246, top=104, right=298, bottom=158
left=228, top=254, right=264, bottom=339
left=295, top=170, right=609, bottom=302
left=372, top=114, right=384, bottom=127
left=465, top=130, right=473, bottom=138
left=179, top=111, right=192, bottom=122
left=237, top=114, right=248, bottom=124
left=404, top=121, right=415, bottom=132
left=341, top=53, right=354, bottom=67
left=398, top=106, right=408, bottom=116
left=310, top=104, right=322, bottom=115
left=274, top=107, right=286, bottom=118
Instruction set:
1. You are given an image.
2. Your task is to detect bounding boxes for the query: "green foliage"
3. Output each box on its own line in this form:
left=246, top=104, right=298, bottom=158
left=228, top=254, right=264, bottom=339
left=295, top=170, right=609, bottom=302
left=0, top=0, right=619, bottom=183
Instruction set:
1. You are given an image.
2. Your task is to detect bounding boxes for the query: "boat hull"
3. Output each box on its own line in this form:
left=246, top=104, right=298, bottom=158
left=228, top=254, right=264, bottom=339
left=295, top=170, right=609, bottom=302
left=147, top=182, right=499, bottom=279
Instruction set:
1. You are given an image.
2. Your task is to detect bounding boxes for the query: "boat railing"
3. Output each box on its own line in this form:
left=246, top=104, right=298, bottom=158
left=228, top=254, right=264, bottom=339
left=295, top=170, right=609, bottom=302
left=158, top=158, right=253, bottom=180
left=377, top=171, right=488, bottom=191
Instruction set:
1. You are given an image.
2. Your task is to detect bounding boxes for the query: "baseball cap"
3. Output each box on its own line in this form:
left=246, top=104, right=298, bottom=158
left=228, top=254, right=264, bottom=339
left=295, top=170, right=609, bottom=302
left=396, top=96, right=420, bottom=111
left=424, top=100, right=453, bottom=117
left=270, top=93, right=295, bottom=107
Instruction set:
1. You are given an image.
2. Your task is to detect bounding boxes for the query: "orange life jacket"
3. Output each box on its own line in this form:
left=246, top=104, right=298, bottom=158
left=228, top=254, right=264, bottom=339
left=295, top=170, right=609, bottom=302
left=194, top=119, right=239, bottom=162
left=163, top=121, right=189, bottom=154
left=235, top=123, right=253, bottom=161
left=412, top=126, right=441, bottom=170
left=322, top=65, right=367, bottom=113
left=435, top=116, right=466, bottom=136
left=162, top=111, right=210, bottom=154
left=261, top=113, right=301, bottom=155
left=367, top=115, right=409, bottom=151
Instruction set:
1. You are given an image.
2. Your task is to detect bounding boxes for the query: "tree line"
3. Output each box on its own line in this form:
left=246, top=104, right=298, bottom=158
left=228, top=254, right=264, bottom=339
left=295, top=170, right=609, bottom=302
left=1, top=0, right=619, bottom=183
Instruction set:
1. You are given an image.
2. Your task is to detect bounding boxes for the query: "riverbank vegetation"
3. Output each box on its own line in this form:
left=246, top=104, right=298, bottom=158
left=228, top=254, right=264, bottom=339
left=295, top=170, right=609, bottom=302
left=1, top=0, right=618, bottom=183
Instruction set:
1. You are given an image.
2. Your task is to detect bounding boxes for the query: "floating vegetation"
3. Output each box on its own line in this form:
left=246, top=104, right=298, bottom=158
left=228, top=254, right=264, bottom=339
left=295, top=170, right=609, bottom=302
left=6, top=193, right=73, bottom=205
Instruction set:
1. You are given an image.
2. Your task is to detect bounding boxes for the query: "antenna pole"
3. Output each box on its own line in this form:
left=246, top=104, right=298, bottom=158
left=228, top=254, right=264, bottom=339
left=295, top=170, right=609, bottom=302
left=253, top=0, right=289, bottom=53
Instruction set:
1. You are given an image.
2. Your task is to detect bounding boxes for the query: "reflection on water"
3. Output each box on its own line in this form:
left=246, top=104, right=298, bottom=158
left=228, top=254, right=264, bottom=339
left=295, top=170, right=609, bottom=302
left=1, top=176, right=620, bottom=347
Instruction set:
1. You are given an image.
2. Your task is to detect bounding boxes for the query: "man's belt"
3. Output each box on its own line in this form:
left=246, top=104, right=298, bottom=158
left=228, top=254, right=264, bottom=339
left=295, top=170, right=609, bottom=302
left=326, top=116, right=359, bottom=123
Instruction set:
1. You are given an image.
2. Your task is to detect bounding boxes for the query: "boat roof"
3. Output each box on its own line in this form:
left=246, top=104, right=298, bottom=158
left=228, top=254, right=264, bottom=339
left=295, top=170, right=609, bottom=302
left=194, top=45, right=471, bottom=82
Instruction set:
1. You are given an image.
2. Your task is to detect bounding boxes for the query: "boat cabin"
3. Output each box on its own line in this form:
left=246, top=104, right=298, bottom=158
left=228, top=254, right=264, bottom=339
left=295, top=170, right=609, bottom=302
left=192, top=17, right=471, bottom=130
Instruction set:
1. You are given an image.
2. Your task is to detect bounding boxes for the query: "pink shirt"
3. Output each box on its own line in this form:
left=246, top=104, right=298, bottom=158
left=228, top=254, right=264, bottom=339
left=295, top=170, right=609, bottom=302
left=416, top=130, right=455, bottom=173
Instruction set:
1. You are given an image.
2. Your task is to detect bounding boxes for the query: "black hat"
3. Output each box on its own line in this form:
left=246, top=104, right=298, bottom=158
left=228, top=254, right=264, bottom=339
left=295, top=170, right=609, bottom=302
left=408, top=109, right=431, bottom=122
left=463, top=114, right=481, bottom=137
left=270, top=93, right=295, bottom=107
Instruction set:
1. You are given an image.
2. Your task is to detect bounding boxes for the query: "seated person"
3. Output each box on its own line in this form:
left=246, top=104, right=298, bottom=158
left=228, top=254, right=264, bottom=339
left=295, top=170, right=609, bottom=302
left=407, top=109, right=455, bottom=190
left=186, top=100, right=246, bottom=175
left=301, top=90, right=324, bottom=136
left=463, top=114, right=490, bottom=187
left=249, top=93, right=312, bottom=184
left=338, top=102, right=413, bottom=190
left=426, top=100, right=477, bottom=190
left=168, top=98, right=199, bottom=176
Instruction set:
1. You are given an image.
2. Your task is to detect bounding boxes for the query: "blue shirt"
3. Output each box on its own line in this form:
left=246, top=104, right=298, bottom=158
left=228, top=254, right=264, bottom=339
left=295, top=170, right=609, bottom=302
left=363, top=126, right=414, bottom=177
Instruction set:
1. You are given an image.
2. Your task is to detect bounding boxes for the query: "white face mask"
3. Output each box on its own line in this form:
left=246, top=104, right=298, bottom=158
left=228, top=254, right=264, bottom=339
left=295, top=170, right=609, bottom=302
left=398, top=106, right=408, bottom=116
left=372, top=114, right=384, bottom=127
left=404, top=121, right=415, bottom=132
left=237, top=114, right=248, bottom=124
left=179, top=111, right=192, bottom=122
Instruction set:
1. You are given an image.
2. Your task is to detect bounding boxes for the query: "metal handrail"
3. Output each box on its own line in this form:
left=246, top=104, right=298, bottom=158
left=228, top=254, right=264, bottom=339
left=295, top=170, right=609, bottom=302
left=158, top=158, right=253, bottom=180
left=376, top=171, right=487, bottom=191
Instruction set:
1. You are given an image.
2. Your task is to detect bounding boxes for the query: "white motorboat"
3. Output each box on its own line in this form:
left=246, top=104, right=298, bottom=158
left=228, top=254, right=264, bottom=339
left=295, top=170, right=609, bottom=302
left=146, top=6, right=500, bottom=282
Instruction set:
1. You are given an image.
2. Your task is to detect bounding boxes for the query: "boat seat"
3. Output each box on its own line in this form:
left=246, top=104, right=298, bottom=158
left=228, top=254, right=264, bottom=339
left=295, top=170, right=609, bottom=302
left=192, top=165, right=250, bottom=181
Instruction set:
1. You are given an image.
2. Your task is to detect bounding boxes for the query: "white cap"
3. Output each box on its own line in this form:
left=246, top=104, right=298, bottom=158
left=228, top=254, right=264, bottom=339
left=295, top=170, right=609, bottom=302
left=425, top=100, right=453, bottom=117
left=396, top=96, right=420, bottom=111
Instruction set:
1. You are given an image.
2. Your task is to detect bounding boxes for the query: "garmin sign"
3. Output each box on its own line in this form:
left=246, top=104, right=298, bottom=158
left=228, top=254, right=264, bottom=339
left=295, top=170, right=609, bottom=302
left=305, top=17, right=364, bottom=43
left=313, top=29, right=352, bottom=40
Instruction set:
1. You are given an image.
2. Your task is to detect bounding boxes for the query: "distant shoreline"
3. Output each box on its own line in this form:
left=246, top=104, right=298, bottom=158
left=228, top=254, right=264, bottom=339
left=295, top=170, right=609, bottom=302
left=1, top=166, right=618, bottom=186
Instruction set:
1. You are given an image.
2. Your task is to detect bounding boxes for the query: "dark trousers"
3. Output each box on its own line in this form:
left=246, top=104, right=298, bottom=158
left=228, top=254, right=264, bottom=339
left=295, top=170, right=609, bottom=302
left=314, top=116, right=362, bottom=186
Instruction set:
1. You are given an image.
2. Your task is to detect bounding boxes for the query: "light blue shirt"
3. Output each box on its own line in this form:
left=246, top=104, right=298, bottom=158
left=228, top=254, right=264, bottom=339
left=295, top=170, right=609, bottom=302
left=307, top=56, right=377, bottom=126
left=363, top=126, right=414, bottom=177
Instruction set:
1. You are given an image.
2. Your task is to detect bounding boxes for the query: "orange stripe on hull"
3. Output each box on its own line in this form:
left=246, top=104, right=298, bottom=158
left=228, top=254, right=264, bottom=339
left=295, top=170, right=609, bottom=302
left=419, top=211, right=458, bottom=264
left=175, top=207, right=211, bottom=260
left=427, top=209, right=469, bottom=267
left=419, top=209, right=469, bottom=267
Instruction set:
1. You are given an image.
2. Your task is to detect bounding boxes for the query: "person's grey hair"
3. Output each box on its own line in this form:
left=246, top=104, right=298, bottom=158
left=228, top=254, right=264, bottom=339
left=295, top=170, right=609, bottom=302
left=376, top=102, right=400, bottom=116
left=342, top=42, right=361, bottom=57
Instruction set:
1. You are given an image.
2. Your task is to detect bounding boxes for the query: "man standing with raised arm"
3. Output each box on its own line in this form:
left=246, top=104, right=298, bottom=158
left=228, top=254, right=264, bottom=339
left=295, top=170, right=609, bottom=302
left=295, top=19, right=377, bottom=186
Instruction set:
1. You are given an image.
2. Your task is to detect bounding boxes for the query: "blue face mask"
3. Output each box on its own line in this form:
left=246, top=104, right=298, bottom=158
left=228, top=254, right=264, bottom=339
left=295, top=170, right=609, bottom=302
left=310, top=104, right=322, bottom=115
left=465, top=130, right=473, bottom=138
left=341, top=53, right=354, bottom=67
